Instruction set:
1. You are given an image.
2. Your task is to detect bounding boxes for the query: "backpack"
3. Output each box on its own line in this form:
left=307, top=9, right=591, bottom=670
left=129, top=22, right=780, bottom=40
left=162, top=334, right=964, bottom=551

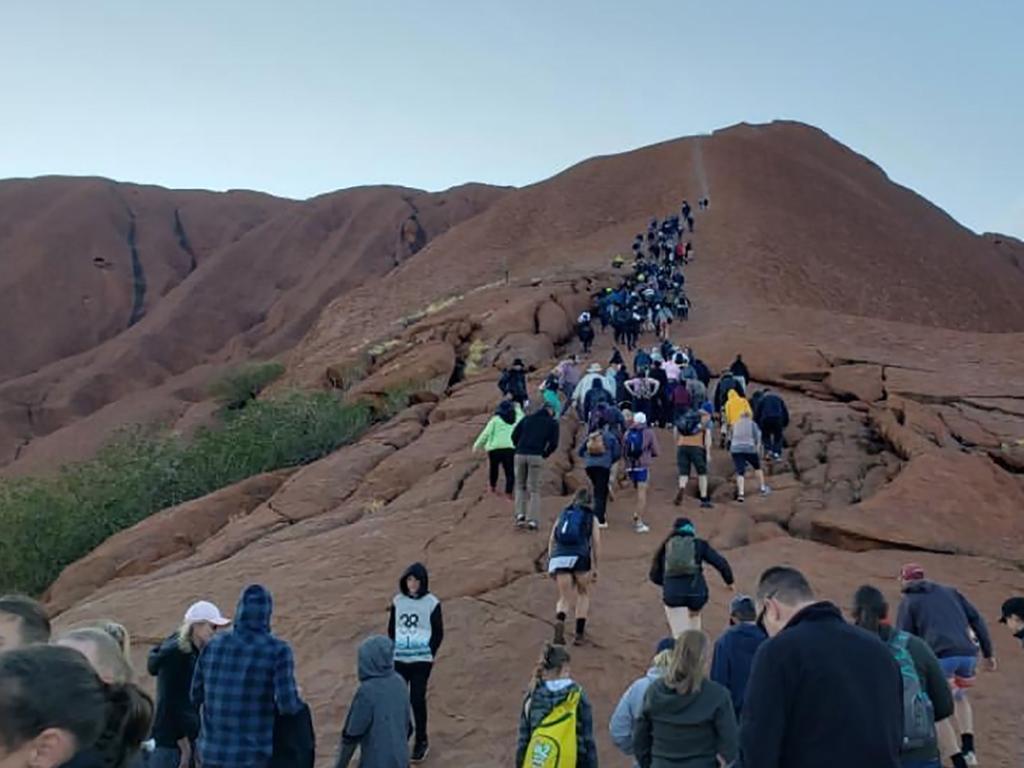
left=675, top=409, right=703, bottom=438
left=585, top=430, right=606, bottom=457
left=522, top=689, right=581, bottom=768
left=625, top=428, right=645, bottom=463
left=888, top=631, right=937, bottom=753
left=672, top=384, right=692, bottom=411
left=553, top=505, right=589, bottom=549
left=664, top=535, right=700, bottom=578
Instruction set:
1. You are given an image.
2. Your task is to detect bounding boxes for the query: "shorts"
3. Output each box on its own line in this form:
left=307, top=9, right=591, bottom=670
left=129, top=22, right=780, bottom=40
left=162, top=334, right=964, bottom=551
left=548, top=554, right=592, bottom=575
left=676, top=445, right=708, bottom=476
left=628, top=467, right=650, bottom=486
left=731, top=452, right=760, bottom=474
left=939, top=655, right=977, bottom=697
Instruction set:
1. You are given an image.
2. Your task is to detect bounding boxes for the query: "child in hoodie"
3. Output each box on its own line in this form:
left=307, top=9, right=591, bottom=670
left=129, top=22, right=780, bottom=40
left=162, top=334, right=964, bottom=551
left=387, top=564, right=444, bottom=763
left=335, top=635, right=411, bottom=768
left=473, top=399, right=523, bottom=498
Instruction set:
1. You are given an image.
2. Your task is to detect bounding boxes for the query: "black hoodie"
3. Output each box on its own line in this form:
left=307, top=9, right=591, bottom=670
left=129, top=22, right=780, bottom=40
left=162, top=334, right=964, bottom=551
left=148, top=634, right=201, bottom=747
left=387, top=563, right=444, bottom=661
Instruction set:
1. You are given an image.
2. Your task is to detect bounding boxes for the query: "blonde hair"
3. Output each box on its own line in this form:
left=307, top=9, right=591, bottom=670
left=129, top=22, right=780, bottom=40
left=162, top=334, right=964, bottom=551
left=665, top=630, right=708, bottom=696
left=651, top=648, right=673, bottom=672
left=57, top=627, right=135, bottom=684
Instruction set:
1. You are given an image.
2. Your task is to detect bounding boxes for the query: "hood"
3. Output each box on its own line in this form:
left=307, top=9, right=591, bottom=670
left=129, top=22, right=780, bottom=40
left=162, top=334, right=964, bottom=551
left=727, top=389, right=740, bottom=402
left=902, top=579, right=935, bottom=595
left=235, top=584, right=273, bottom=633
left=400, top=562, right=430, bottom=597
left=358, top=635, right=396, bottom=681
left=646, top=678, right=720, bottom=722
left=496, top=400, right=517, bottom=424
left=645, top=666, right=664, bottom=681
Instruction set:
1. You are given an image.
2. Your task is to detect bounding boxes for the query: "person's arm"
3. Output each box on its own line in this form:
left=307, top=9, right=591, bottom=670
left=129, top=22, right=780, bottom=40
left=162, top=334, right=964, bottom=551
left=649, top=379, right=660, bottom=396
left=515, top=696, right=532, bottom=768
left=715, top=693, right=740, bottom=766
left=578, top=690, right=599, bottom=768
left=512, top=420, right=523, bottom=447
left=608, top=684, right=638, bottom=755
left=610, top=433, right=621, bottom=463
left=632, top=701, right=654, bottom=768
left=739, top=644, right=786, bottom=768
left=336, top=688, right=372, bottom=768
left=473, top=419, right=493, bottom=451
left=429, top=602, right=444, bottom=657
left=625, top=380, right=638, bottom=396
left=543, top=419, right=560, bottom=458
left=190, top=652, right=205, bottom=710
left=274, top=644, right=303, bottom=715
left=387, top=603, right=396, bottom=641
left=649, top=545, right=666, bottom=586
left=710, top=635, right=730, bottom=690
left=548, top=520, right=558, bottom=561
left=956, top=590, right=995, bottom=660
left=702, top=541, right=735, bottom=586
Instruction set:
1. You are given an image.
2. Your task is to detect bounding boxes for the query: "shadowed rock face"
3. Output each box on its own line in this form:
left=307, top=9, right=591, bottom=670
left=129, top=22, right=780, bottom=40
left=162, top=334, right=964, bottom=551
left=12, top=121, right=1024, bottom=766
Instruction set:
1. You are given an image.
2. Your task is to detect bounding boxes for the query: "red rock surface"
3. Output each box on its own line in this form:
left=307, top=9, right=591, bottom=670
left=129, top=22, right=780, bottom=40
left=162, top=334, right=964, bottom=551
left=8, top=121, right=1024, bottom=765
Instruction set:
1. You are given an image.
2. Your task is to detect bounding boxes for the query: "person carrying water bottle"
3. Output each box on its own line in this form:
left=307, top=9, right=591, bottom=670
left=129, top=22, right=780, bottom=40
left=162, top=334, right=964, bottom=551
left=547, top=489, right=602, bottom=647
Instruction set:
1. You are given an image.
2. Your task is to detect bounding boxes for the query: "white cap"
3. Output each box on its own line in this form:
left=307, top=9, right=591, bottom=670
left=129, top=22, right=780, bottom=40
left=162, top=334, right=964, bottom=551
left=184, top=601, right=231, bottom=627
left=634, top=412, right=648, bottom=426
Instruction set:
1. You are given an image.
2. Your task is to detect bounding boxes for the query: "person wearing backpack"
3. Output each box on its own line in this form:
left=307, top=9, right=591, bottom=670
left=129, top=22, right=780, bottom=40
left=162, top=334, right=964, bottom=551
left=650, top=518, right=734, bottom=635
left=729, top=411, right=770, bottom=502
left=852, top=585, right=955, bottom=768
left=633, top=630, right=739, bottom=768
left=547, top=489, right=602, bottom=646
left=673, top=405, right=713, bottom=509
left=582, top=378, right=611, bottom=424
left=624, top=412, right=658, bottom=534
left=577, top=313, right=595, bottom=354
left=516, top=643, right=598, bottom=768
left=578, top=418, right=621, bottom=528
left=387, top=563, right=444, bottom=763
left=754, top=389, right=789, bottom=460
left=472, top=399, right=523, bottom=499
left=500, top=359, right=529, bottom=408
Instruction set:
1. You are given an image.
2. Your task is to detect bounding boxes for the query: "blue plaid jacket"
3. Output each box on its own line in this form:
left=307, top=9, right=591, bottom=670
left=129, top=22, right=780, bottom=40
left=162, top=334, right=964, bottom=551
left=191, top=585, right=303, bottom=768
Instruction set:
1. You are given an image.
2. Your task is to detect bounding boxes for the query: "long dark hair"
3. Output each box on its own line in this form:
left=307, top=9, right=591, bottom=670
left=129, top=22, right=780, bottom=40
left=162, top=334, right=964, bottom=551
left=852, top=585, right=889, bottom=635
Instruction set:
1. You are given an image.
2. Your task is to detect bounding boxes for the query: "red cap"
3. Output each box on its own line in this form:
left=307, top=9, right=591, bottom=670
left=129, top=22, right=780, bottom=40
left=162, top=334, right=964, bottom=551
left=900, top=563, right=925, bottom=581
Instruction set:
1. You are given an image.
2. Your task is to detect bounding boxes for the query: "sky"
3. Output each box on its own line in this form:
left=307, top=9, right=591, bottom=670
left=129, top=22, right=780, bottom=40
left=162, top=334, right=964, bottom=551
left=1, top=1, right=1021, bottom=238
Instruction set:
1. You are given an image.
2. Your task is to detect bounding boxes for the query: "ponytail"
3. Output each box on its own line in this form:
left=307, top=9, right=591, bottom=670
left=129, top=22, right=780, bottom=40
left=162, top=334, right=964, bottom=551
left=529, top=642, right=571, bottom=693
left=852, top=585, right=888, bottom=636
left=93, top=681, right=153, bottom=768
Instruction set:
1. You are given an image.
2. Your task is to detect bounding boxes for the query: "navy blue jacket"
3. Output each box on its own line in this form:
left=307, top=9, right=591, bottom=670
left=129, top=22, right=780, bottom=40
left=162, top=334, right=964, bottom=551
left=710, top=623, right=767, bottom=718
left=649, top=535, right=733, bottom=607
left=754, top=393, right=789, bottom=427
left=896, top=580, right=993, bottom=659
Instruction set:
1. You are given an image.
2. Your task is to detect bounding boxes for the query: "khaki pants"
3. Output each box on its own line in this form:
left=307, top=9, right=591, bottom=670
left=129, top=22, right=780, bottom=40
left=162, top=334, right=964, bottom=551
left=514, top=454, right=544, bottom=523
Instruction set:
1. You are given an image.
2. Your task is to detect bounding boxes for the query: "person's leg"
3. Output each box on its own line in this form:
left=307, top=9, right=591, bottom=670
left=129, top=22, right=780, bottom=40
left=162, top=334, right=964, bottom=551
left=635, top=479, right=648, bottom=523
left=955, top=695, right=974, bottom=752
left=499, top=449, right=515, bottom=496
left=755, top=466, right=769, bottom=494
left=554, top=573, right=574, bottom=644
left=664, top=605, right=690, bottom=636
left=675, top=447, right=691, bottom=505
left=527, top=455, right=544, bottom=526
left=514, top=454, right=528, bottom=522
left=407, top=662, right=432, bottom=749
left=593, top=466, right=610, bottom=524
left=688, top=609, right=702, bottom=631
left=698, top=473, right=709, bottom=501
left=574, top=574, right=591, bottom=641
left=487, top=450, right=500, bottom=492
left=735, top=453, right=746, bottom=500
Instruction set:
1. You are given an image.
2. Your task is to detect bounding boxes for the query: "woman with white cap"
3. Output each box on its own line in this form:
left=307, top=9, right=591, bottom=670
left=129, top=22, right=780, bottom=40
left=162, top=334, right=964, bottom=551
left=147, top=601, right=231, bottom=768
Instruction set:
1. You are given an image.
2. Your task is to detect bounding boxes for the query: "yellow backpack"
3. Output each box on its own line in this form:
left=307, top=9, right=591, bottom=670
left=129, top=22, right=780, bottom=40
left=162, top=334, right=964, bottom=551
left=522, top=689, right=581, bottom=768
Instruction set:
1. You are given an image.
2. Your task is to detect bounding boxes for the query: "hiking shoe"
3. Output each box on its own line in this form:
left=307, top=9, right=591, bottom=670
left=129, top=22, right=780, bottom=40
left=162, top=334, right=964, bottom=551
left=760, top=486, right=772, bottom=496
left=526, top=519, right=539, bottom=531
left=673, top=488, right=685, bottom=506
left=736, top=495, right=745, bottom=504
left=634, top=521, right=651, bottom=534
left=700, top=498, right=714, bottom=509
left=411, top=742, right=430, bottom=763
left=963, top=752, right=978, bottom=766
left=515, top=515, right=527, bottom=528
left=573, top=632, right=588, bottom=647
left=553, top=620, right=566, bottom=646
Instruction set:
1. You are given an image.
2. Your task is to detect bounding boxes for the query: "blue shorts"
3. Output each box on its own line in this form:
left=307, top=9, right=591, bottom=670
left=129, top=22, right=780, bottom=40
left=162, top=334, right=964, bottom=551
left=939, top=655, right=977, bottom=698
left=628, top=467, right=650, bottom=485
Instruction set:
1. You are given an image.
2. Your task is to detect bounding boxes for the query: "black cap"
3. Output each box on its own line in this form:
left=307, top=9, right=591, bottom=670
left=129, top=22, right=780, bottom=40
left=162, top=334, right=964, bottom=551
left=999, top=597, right=1024, bottom=623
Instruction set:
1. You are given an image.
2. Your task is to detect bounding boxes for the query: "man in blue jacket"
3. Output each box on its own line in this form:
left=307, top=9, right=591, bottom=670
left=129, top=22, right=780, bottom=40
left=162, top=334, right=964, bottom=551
left=710, top=594, right=766, bottom=720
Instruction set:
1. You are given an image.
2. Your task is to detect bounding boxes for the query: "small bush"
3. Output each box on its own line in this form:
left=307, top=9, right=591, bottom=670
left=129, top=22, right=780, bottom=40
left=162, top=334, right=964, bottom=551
left=209, top=361, right=286, bottom=409
left=0, top=388, right=409, bottom=595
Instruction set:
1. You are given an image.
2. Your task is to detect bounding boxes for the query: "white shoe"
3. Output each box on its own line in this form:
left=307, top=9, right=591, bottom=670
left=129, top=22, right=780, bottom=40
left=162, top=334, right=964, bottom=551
left=760, top=486, right=772, bottom=496
left=964, top=752, right=979, bottom=766
left=634, top=521, right=650, bottom=534
left=597, top=521, right=609, bottom=529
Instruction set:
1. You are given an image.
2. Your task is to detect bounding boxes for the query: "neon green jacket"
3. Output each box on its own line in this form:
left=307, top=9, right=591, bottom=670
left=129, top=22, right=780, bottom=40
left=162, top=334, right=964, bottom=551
left=473, top=407, right=523, bottom=452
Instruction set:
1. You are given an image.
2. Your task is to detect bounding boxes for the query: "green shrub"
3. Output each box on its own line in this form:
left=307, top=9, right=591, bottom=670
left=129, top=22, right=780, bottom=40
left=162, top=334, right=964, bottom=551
left=209, top=361, right=286, bottom=409
left=0, top=389, right=408, bottom=595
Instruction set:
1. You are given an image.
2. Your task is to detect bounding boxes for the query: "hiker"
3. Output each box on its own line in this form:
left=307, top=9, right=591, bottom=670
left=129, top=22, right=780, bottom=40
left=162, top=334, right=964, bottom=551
left=729, top=355, right=750, bottom=388
left=852, top=585, right=956, bottom=768
left=511, top=403, right=560, bottom=530
left=633, top=630, right=739, bottom=768
left=582, top=378, right=611, bottom=424
left=541, top=375, right=563, bottom=417
left=623, top=412, right=657, bottom=533
left=710, top=595, right=767, bottom=720
left=713, top=372, right=745, bottom=420
left=572, top=362, right=612, bottom=413
left=191, top=584, right=305, bottom=768
left=650, top=518, right=734, bottom=635
left=634, top=347, right=653, bottom=375
left=0, top=593, right=51, bottom=650
left=148, top=601, right=231, bottom=768
left=387, top=563, right=443, bottom=763
left=577, top=312, right=595, bottom=354
left=516, top=644, right=598, bottom=768
left=625, top=370, right=660, bottom=422
left=472, top=399, right=523, bottom=498
left=649, top=359, right=670, bottom=428
left=547, top=489, right=602, bottom=646
left=334, top=635, right=411, bottom=768
left=753, top=389, right=789, bottom=460
left=609, top=638, right=675, bottom=766
left=896, top=564, right=996, bottom=768
left=499, top=358, right=529, bottom=407
left=0, top=645, right=152, bottom=768
left=673, top=404, right=714, bottom=509
left=670, top=373, right=693, bottom=421
left=730, top=411, right=770, bottom=502
left=740, top=567, right=903, bottom=768
left=681, top=200, right=692, bottom=221
left=56, top=626, right=136, bottom=685
left=579, top=415, right=621, bottom=527
left=999, top=597, right=1024, bottom=649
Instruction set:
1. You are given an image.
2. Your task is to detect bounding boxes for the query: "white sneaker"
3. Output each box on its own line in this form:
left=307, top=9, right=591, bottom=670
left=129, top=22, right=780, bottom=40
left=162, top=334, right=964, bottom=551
left=760, top=486, right=772, bottom=496
left=597, top=521, right=609, bottom=529
left=634, top=521, right=650, bottom=534
left=964, top=751, right=979, bottom=766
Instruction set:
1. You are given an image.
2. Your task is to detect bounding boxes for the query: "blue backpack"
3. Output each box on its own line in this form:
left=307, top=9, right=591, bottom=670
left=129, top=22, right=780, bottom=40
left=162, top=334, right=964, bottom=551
left=625, top=428, right=645, bottom=463
left=554, top=505, right=590, bottom=548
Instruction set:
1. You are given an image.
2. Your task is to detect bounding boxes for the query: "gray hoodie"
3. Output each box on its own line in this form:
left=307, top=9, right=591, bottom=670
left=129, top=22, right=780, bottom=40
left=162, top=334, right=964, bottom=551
left=336, top=636, right=411, bottom=768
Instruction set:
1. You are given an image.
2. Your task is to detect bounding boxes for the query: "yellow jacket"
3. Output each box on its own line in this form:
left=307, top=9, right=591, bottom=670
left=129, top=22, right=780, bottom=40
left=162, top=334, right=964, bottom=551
left=724, top=389, right=752, bottom=426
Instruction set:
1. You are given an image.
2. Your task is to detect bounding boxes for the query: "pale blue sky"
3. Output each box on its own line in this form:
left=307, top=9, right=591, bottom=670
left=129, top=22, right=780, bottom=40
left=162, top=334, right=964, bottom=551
left=1, top=1, right=1021, bottom=237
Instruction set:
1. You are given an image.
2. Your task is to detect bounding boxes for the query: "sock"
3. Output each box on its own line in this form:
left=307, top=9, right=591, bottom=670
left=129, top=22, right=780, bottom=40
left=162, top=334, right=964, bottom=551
left=556, top=611, right=566, bottom=623
left=951, top=754, right=968, bottom=768
left=575, top=618, right=587, bottom=636
left=677, top=476, right=687, bottom=489
left=962, top=733, right=974, bottom=754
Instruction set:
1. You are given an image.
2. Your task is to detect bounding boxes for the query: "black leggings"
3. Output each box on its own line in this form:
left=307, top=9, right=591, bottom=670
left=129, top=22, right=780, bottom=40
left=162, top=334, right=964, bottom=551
left=396, top=661, right=433, bottom=746
left=488, top=448, right=515, bottom=493
left=585, top=465, right=611, bottom=524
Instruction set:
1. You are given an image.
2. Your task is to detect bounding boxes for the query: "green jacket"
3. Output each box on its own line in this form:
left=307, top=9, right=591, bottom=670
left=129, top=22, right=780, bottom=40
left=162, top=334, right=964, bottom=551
left=473, top=409, right=523, bottom=452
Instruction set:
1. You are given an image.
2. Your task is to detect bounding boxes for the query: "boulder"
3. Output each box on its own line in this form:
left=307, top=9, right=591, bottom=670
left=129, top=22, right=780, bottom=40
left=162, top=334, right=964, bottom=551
left=825, top=364, right=885, bottom=403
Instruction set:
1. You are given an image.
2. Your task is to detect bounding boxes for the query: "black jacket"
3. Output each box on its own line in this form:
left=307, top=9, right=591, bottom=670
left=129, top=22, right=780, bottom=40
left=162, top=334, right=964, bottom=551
left=692, top=359, right=711, bottom=388
left=512, top=410, right=560, bottom=458
left=148, top=634, right=200, bottom=747
left=754, top=393, right=789, bottom=427
left=649, top=535, right=733, bottom=607
left=896, top=580, right=993, bottom=659
left=739, top=602, right=903, bottom=768
left=271, top=703, right=315, bottom=768
left=713, top=375, right=744, bottom=413
left=730, top=358, right=751, bottom=382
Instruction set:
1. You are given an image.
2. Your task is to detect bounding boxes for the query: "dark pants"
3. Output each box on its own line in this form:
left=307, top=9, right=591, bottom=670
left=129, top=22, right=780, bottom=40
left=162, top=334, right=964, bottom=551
left=585, top=465, right=611, bottom=524
left=396, top=661, right=433, bottom=747
left=488, top=448, right=515, bottom=493
left=761, top=417, right=784, bottom=455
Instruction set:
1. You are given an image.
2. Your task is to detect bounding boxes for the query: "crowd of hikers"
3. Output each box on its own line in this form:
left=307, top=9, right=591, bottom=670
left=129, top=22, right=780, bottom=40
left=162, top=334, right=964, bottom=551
left=0, top=198, right=1020, bottom=768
